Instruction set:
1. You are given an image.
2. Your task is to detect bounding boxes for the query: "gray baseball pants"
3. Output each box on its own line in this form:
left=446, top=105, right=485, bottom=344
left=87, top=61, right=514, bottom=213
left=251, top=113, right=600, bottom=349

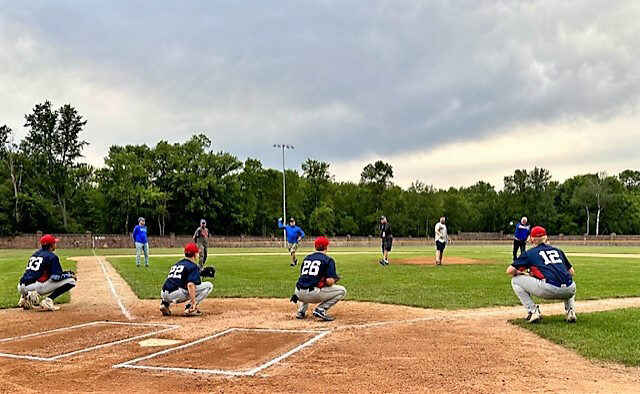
left=18, top=278, right=77, bottom=296
left=295, top=285, right=347, bottom=314
left=161, top=282, right=213, bottom=305
left=511, top=275, right=576, bottom=313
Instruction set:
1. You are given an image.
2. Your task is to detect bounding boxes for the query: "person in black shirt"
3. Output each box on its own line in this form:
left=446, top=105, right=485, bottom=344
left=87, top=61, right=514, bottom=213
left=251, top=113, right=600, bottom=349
left=379, top=216, right=393, bottom=266
left=293, top=237, right=346, bottom=321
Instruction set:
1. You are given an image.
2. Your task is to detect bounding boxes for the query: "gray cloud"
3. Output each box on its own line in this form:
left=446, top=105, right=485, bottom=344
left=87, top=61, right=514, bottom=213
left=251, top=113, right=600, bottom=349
left=1, top=0, right=639, bottom=172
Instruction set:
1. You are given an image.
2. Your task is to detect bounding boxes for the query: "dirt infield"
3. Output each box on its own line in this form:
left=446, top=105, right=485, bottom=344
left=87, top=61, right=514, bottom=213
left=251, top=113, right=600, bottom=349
left=1, top=256, right=640, bottom=392
left=391, top=255, right=492, bottom=265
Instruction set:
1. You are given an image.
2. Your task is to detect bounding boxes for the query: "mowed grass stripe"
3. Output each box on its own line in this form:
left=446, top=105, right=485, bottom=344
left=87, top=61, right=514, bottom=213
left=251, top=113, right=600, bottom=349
left=107, top=246, right=640, bottom=310
left=512, top=307, right=640, bottom=366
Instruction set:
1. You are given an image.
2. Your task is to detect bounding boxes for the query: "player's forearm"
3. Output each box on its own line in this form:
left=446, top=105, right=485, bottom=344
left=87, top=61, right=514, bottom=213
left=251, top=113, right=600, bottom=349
left=187, top=283, right=197, bottom=305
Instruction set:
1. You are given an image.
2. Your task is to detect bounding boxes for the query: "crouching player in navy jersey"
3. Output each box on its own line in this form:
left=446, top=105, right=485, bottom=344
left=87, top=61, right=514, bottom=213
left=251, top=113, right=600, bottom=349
left=17, top=234, right=77, bottom=311
left=160, top=243, right=213, bottom=316
left=506, top=226, right=577, bottom=323
left=293, top=236, right=346, bottom=321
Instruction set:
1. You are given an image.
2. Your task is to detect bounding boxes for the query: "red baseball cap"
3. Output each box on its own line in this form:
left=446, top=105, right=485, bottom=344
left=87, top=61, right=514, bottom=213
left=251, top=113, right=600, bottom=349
left=184, top=243, right=199, bottom=255
left=40, top=234, right=59, bottom=245
left=530, top=226, right=546, bottom=238
left=314, top=236, right=330, bottom=250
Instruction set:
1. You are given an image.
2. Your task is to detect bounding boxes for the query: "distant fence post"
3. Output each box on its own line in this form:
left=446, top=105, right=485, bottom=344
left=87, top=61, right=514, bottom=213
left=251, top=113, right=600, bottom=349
left=170, top=233, right=175, bottom=248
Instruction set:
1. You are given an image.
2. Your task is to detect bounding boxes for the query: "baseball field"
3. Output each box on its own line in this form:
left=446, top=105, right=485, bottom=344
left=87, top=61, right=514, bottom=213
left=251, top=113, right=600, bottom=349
left=2, top=244, right=640, bottom=392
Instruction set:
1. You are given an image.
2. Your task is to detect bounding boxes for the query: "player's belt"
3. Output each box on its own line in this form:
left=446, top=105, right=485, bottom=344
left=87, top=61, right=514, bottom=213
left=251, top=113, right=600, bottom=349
left=296, top=286, right=316, bottom=291
left=545, top=279, right=572, bottom=288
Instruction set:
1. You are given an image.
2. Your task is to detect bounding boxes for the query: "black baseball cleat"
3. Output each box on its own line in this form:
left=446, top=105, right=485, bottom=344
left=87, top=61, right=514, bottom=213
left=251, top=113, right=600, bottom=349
left=290, top=259, right=298, bottom=267
left=159, top=302, right=172, bottom=316
left=313, top=308, right=334, bottom=321
left=379, top=260, right=386, bottom=266
left=296, top=311, right=305, bottom=319
left=525, top=312, right=532, bottom=321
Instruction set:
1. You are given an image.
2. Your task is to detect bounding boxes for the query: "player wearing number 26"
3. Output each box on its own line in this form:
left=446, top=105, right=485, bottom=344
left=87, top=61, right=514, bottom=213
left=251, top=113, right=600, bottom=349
left=506, top=226, right=577, bottom=324
left=159, top=243, right=213, bottom=316
left=292, top=237, right=346, bottom=321
left=17, top=234, right=77, bottom=311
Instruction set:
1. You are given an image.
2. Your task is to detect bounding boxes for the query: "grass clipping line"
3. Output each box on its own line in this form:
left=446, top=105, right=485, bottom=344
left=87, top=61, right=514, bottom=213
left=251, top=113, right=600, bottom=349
left=510, top=307, right=640, bottom=367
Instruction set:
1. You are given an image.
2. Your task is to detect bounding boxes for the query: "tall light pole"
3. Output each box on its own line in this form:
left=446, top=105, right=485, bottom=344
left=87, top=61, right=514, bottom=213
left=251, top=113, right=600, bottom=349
left=274, top=144, right=294, bottom=247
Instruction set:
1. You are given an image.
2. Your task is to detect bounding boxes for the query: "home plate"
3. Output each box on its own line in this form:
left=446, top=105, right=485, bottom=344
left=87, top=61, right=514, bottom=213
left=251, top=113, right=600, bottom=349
left=139, top=338, right=182, bottom=347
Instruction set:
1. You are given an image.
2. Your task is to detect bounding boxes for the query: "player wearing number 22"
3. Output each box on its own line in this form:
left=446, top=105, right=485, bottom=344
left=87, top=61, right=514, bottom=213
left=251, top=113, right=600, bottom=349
left=17, top=234, right=77, bottom=311
left=159, top=243, right=213, bottom=316
left=506, top=226, right=576, bottom=323
left=293, top=237, right=346, bottom=321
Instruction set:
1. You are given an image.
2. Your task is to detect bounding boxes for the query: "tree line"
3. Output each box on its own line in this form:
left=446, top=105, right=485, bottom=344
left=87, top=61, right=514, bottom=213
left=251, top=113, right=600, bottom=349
left=2, top=101, right=640, bottom=237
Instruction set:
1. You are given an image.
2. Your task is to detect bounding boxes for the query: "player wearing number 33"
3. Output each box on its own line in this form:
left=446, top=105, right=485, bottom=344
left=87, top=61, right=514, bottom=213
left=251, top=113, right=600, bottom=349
left=17, top=234, right=77, bottom=311
left=159, top=243, right=213, bottom=316
left=292, top=236, right=346, bottom=321
left=506, top=226, right=577, bottom=323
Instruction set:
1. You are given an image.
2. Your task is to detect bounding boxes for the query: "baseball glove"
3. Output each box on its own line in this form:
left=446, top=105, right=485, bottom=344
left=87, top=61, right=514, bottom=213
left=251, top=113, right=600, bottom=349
left=63, top=270, right=77, bottom=279
left=200, top=266, right=216, bottom=278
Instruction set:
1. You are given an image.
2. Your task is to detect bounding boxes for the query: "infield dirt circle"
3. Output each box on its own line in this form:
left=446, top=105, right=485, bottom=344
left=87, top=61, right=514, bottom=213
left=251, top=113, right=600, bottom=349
left=1, top=255, right=640, bottom=392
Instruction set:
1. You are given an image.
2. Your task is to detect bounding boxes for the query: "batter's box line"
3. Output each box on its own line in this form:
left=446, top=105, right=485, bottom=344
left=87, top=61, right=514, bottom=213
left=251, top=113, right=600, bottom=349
left=113, top=327, right=331, bottom=376
left=0, top=321, right=180, bottom=362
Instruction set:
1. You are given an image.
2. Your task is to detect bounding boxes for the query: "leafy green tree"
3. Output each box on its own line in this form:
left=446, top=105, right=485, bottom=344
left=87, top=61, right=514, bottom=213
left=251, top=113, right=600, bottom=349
left=21, top=102, right=88, bottom=230
left=360, top=161, right=394, bottom=189
left=619, top=170, right=640, bottom=191
left=309, top=203, right=335, bottom=235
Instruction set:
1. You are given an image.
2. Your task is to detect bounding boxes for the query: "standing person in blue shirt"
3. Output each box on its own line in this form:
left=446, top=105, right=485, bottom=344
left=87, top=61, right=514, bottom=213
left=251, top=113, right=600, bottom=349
left=278, top=217, right=305, bottom=266
left=292, top=236, right=346, bottom=321
left=17, top=234, right=77, bottom=311
left=512, top=216, right=530, bottom=261
left=507, top=226, right=577, bottom=323
left=132, top=217, right=149, bottom=267
left=159, top=243, right=213, bottom=316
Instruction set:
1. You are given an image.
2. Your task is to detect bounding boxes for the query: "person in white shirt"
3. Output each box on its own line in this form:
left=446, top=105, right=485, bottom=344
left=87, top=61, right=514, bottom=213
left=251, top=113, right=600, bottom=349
left=434, top=217, right=450, bottom=265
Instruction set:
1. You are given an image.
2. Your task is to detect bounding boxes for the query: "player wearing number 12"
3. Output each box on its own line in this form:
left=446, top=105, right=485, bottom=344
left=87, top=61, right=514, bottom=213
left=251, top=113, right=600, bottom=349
left=506, top=226, right=577, bottom=323
left=292, top=237, right=346, bottom=321
left=159, top=243, right=213, bottom=316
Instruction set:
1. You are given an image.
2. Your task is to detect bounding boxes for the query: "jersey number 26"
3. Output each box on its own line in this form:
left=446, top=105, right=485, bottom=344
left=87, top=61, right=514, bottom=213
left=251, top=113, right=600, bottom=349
left=301, top=260, right=321, bottom=276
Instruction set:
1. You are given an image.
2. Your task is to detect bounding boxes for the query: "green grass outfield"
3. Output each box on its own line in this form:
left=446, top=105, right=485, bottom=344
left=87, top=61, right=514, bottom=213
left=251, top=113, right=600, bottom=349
left=105, top=244, right=640, bottom=310
left=2, top=244, right=640, bottom=310
left=512, top=308, right=640, bottom=366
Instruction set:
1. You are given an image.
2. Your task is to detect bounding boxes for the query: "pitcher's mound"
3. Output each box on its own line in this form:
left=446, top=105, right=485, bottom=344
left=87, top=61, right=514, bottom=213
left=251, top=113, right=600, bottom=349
left=391, top=256, right=492, bottom=265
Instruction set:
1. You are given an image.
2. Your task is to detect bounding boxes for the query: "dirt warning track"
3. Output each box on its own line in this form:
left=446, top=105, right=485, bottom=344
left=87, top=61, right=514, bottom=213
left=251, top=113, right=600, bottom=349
left=0, top=255, right=640, bottom=393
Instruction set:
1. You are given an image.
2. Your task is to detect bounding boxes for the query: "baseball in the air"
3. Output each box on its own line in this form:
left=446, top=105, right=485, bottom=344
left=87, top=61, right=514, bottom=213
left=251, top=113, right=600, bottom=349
left=509, top=221, right=513, bottom=226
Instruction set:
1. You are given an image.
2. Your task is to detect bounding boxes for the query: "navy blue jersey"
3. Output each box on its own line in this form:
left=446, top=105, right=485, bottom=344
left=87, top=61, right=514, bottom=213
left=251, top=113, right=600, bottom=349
left=512, top=243, right=573, bottom=286
left=162, top=258, right=202, bottom=292
left=20, top=249, right=69, bottom=284
left=514, top=223, right=530, bottom=241
left=296, top=252, right=338, bottom=289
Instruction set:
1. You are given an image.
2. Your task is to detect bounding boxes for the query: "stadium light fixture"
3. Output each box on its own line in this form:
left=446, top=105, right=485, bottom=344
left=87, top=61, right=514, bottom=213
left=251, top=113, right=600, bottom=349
left=273, top=144, right=295, bottom=247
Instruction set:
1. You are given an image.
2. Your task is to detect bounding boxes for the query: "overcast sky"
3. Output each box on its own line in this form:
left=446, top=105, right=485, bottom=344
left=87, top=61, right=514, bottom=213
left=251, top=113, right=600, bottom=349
left=1, top=1, right=639, bottom=189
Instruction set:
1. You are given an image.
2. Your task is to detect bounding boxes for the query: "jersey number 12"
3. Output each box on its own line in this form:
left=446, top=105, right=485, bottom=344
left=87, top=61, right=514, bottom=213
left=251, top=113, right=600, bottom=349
left=538, top=250, right=563, bottom=265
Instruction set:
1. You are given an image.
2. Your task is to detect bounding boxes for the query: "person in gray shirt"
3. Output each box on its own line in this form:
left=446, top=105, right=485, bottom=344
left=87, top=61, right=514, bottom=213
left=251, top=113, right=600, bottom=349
left=193, top=219, right=209, bottom=269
